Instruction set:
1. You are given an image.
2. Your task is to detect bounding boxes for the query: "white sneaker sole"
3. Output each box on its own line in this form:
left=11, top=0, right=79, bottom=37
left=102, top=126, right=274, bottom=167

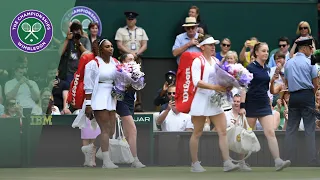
left=224, top=165, right=240, bottom=172
left=191, top=168, right=206, bottom=173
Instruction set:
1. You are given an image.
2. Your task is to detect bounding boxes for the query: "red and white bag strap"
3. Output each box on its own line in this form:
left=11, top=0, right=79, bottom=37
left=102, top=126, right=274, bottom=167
left=198, top=55, right=205, bottom=80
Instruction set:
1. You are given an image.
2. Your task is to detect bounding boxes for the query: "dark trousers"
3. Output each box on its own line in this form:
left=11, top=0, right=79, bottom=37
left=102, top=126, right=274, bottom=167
left=285, top=89, right=316, bottom=164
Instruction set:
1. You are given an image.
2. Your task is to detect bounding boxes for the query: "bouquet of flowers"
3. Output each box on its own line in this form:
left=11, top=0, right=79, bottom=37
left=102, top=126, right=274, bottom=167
left=210, top=62, right=253, bottom=107
left=111, top=61, right=146, bottom=101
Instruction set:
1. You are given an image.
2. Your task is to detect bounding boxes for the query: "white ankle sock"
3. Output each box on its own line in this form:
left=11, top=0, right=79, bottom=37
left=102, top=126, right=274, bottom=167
left=102, top=151, right=111, bottom=163
left=275, top=158, right=282, bottom=164
left=134, top=157, right=139, bottom=162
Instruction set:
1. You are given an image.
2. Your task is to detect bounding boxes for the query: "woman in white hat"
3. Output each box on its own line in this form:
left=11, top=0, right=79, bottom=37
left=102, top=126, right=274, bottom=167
left=189, top=34, right=239, bottom=172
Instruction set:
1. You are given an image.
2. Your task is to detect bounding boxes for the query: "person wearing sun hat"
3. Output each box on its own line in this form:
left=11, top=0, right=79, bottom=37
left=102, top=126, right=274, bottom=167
left=172, top=17, right=201, bottom=64
left=188, top=34, right=239, bottom=173
left=284, top=37, right=319, bottom=166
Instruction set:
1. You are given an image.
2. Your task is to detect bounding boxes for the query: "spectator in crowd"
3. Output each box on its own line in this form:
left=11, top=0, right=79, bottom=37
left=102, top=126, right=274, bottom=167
left=88, top=22, right=101, bottom=46
left=58, top=22, right=91, bottom=86
left=50, top=70, right=70, bottom=114
left=224, top=94, right=241, bottom=128
left=32, top=88, right=60, bottom=115
left=188, top=34, right=239, bottom=172
left=1, top=99, right=23, bottom=118
left=156, top=85, right=193, bottom=131
left=270, top=51, right=287, bottom=106
left=268, top=37, right=290, bottom=68
left=153, top=71, right=176, bottom=110
left=4, top=65, right=40, bottom=110
left=239, top=42, right=291, bottom=171
left=115, top=11, right=149, bottom=63
left=172, top=17, right=201, bottom=64
left=221, top=51, right=238, bottom=65
left=284, top=38, right=319, bottom=166
left=216, top=38, right=232, bottom=61
left=239, top=37, right=258, bottom=67
left=177, top=5, right=208, bottom=35
left=274, top=89, right=290, bottom=130
left=290, top=21, right=317, bottom=58
left=116, top=53, right=146, bottom=168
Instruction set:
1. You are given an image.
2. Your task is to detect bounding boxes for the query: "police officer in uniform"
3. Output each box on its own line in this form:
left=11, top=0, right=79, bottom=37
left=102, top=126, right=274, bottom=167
left=115, top=11, right=149, bottom=63
left=284, top=37, right=319, bottom=165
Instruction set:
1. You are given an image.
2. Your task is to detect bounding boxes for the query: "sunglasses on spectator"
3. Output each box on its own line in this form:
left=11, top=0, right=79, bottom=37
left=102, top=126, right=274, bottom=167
left=167, top=92, right=175, bottom=95
left=222, top=43, right=231, bottom=47
left=299, top=27, right=308, bottom=30
left=278, top=44, right=287, bottom=48
left=186, top=26, right=196, bottom=30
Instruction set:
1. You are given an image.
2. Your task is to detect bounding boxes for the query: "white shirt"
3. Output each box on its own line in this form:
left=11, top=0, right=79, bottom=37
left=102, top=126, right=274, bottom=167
left=5, top=78, right=40, bottom=108
left=160, top=110, right=194, bottom=131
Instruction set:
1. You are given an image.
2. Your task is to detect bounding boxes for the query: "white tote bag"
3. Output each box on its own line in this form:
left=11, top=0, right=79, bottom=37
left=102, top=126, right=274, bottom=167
left=109, top=117, right=134, bottom=164
left=226, top=114, right=261, bottom=162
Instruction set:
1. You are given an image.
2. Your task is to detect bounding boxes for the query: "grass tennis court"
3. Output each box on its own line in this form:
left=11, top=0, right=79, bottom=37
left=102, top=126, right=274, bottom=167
left=0, top=167, right=320, bottom=180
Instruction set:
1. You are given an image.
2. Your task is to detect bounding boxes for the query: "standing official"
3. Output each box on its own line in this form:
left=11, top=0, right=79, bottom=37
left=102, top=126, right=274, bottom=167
left=284, top=38, right=319, bottom=165
left=115, top=11, right=149, bottom=63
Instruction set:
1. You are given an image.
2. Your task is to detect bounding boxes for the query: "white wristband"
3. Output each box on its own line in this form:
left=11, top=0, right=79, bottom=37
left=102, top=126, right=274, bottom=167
left=85, top=100, right=91, bottom=106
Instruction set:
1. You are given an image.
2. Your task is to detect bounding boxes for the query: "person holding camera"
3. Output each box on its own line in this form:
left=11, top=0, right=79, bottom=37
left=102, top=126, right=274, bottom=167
left=284, top=37, right=319, bottom=166
left=156, top=85, right=193, bottom=131
left=153, top=71, right=176, bottom=111
left=58, top=22, right=91, bottom=86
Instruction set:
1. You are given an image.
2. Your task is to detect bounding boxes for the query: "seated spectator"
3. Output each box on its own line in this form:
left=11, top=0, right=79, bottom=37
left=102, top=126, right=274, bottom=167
left=221, top=51, right=238, bottom=65
left=0, top=104, right=4, bottom=116
left=1, top=99, right=23, bottom=118
left=224, top=94, right=241, bottom=128
left=156, top=85, right=193, bottom=131
left=4, top=65, right=40, bottom=109
left=50, top=70, right=70, bottom=114
left=274, top=89, right=290, bottom=130
left=153, top=71, right=176, bottom=109
left=270, top=51, right=287, bottom=106
left=58, top=22, right=91, bottom=86
left=32, top=88, right=60, bottom=115
left=172, top=17, right=201, bottom=64
left=239, top=37, right=258, bottom=67
left=216, top=38, right=232, bottom=61
left=176, top=5, right=208, bottom=35
left=203, top=117, right=212, bottom=131
left=267, top=37, right=290, bottom=68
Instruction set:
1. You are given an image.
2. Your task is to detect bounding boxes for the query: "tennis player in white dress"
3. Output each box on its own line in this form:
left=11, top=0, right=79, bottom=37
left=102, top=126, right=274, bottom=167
left=189, top=34, right=239, bottom=172
left=73, top=39, right=119, bottom=169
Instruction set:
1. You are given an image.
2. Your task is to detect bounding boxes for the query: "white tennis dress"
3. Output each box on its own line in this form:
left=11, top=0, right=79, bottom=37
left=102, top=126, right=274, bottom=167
left=72, top=56, right=117, bottom=129
left=189, top=56, right=224, bottom=116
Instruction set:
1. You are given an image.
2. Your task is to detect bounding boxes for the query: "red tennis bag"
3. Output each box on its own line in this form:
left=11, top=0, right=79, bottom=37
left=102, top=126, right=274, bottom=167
left=67, top=52, right=97, bottom=109
left=175, top=52, right=204, bottom=113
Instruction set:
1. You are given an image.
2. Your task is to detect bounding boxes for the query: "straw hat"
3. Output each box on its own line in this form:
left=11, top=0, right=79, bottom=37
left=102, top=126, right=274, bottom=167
left=182, top=17, right=199, bottom=27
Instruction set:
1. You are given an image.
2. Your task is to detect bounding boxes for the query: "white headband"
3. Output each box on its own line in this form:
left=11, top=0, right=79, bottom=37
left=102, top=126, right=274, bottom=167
left=197, top=37, right=220, bottom=47
left=99, top=39, right=108, bottom=47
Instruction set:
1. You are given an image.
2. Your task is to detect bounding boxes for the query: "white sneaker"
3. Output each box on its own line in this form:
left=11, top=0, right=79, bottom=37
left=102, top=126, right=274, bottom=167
left=102, top=162, right=119, bottom=169
left=81, top=144, right=95, bottom=167
left=102, top=151, right=118, bottom=169
left=132, top=160, right=146, bottom=168
left=239, top=161, right=252, bottom=172
left=223, top=160, right=240, bottom=172
left=91, top=146, right=96, bottom=167
left=96, top=147, right=103, bottom=160
left=191, top=161, right=206, bottom=172
left=275, top=159, right=291, bottom=171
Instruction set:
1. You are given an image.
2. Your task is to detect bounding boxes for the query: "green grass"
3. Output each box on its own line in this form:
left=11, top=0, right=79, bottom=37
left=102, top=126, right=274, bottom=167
left=0, top=167, right=320, bottom=180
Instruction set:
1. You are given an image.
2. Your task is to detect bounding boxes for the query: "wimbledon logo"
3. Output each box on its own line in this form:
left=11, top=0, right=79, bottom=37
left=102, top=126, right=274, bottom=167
left=61, top=6, right=102, bottom=37
left=10, top=9, right=53, bottom=53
